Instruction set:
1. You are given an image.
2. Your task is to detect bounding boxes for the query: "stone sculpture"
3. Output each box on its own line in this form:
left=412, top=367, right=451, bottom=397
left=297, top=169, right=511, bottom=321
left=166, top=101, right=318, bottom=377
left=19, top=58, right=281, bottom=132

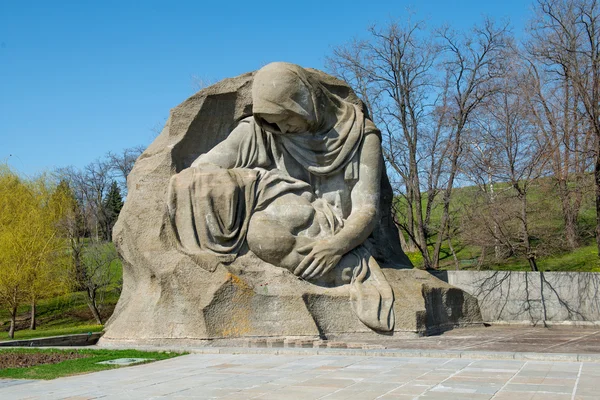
left=168, top=62, right=395, bottom=331
left=101, top=63, right=481, bottom=345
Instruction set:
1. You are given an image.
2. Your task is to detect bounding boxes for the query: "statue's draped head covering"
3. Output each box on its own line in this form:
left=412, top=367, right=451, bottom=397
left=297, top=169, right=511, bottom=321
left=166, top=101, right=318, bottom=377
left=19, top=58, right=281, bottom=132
left=252, top=62, right=334, bottom=135
left=251, top=62, right=368, bottom=179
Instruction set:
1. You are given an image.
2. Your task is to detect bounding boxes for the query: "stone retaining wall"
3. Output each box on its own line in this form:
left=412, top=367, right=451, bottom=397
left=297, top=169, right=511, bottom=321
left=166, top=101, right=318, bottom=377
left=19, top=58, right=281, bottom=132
left=0, top=332, right=103, bottom=347
left=431, top=271, right=600, bottom=324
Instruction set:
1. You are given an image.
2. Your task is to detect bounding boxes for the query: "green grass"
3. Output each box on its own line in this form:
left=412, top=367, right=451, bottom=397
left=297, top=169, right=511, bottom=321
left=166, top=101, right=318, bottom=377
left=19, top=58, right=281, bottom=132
left=0, top=348, right=184, bottom=379
left=0, top=243, right=123, bottom=337
left=477, top=244, right=600, bottom=272
left=0, top=244, right=119, bottom=341
left=0, top=324, right=103, bottom=342
left=397, top=174, right=599, bottom=272
left=409, top=243, right=600, bottom=272
left=0, top=288, right=120, bottom=342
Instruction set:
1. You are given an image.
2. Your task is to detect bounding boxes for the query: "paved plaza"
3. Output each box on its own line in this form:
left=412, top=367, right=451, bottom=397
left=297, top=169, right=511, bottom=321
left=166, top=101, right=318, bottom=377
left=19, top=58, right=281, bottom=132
left=1, top=351, right=599, bottom=399
left=368, top=325, right=600, bottom=355
left=3, top=326, right=600, bottom=399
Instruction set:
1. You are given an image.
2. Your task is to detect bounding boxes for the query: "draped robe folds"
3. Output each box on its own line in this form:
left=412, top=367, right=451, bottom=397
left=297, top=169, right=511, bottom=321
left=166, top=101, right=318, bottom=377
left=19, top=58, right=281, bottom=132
left=167, top=80, right=395, bottom=332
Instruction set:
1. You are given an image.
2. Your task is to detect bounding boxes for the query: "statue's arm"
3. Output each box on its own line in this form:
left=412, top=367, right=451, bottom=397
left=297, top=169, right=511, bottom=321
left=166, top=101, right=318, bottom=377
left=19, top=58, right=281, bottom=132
left=333, top=132, right=382, bottom=253
left=294, top=133, right=382, bottom=279
left=190, top=122, right=249, bottom=169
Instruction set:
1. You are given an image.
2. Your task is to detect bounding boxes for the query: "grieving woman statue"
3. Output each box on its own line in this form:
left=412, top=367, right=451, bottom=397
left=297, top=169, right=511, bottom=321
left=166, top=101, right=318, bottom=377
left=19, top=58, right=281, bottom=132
left=101, top=62, right=483, bottom=345
left=167, top=62, right=395, bottom=331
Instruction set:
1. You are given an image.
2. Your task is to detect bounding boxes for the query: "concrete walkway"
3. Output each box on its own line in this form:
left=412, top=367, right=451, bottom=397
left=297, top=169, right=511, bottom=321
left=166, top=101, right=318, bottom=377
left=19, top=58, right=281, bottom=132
left=374, top=325, right=600, bottom=355
left=1, top=352, right=599, bottom=399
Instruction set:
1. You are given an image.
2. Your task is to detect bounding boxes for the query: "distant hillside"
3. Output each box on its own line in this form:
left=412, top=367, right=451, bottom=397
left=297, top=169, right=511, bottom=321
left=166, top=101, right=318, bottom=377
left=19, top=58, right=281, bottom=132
left=397, top=174, right=598, bottom=271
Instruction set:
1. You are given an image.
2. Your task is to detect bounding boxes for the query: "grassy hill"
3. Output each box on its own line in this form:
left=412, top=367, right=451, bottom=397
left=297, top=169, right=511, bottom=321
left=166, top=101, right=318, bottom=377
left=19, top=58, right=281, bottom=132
left=399, top=175, right=598, bottom=271
left=0, top=290, right=118, bottom=341
left=0, top=242, right=122, bottom=341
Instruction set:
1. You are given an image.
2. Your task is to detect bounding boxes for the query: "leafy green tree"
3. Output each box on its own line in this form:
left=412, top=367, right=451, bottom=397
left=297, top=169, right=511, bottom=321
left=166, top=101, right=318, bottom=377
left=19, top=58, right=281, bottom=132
left=0, top=167, right=31, bottom=338
left=25, top=176, right=71, bottom=330
left=0, top=167, right=70, bottom=337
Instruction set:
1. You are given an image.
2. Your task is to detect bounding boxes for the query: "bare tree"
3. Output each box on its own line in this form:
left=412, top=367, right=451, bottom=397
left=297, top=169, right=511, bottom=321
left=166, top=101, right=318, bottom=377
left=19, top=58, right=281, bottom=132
left=462, top=125, right=505, bottom=262
left=58, top=160, right=113, bottom=242
left=528, top=0, right=600, bottom=256
left=106, top=145, right=144, bottom=196
left=523, top=58, right=592, bottom=249
left=431, top=19, right=511, bottom=268
left=327, top=19, right=450, bottom=268
left=470, top=65, right=549, bottom=270
left=76, top=243, right=118, bottom=324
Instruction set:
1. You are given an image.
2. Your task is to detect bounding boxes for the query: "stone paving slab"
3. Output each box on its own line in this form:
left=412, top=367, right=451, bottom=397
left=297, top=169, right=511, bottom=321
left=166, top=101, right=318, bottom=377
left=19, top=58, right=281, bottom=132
left=1, top=353, right=600, bottom=399
left=0, top=379, right=36, bottom=389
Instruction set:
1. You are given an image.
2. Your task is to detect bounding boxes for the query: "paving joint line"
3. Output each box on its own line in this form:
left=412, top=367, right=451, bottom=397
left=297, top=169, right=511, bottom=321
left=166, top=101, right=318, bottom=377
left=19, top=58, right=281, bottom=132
left=374, top=357, right=456, bottom=399
left=453, top=330, right=530, bottom=351
left=544, top=330, right=600, bottom=351
left=490, top=360, right=529, bottom=399
left=416, top=359, right=477, bottom=398
left=315, top=355, right=377, bottom=400
left=454, top=336, right=510, bottom=350
left=571, top=362, right=584, bottom=400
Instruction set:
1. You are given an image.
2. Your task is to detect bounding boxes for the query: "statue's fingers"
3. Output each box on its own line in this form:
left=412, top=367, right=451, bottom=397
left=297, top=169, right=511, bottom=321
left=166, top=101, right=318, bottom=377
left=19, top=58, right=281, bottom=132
left=305, top=260, right=327, bottom=280
left=302, top=259, right=320, bottom=279
left=294, top=254, right=314, bottom=276
left=301, top=259, right=321, bottom=279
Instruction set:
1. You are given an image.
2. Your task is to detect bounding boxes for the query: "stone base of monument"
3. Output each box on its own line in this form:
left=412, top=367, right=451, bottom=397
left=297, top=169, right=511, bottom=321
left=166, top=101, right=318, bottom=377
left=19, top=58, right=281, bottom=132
left=100, top=261, right=482, bottom=347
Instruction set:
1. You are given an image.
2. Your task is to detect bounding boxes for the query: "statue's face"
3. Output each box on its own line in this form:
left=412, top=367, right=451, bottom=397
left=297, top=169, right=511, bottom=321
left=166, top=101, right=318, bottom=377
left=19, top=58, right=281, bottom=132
left=256, top=112, right=309, bottom=135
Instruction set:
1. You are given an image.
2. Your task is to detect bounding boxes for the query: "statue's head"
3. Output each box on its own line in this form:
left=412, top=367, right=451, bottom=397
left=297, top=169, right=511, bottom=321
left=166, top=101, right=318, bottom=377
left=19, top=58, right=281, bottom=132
left=252, top=62, right=321, bottom=135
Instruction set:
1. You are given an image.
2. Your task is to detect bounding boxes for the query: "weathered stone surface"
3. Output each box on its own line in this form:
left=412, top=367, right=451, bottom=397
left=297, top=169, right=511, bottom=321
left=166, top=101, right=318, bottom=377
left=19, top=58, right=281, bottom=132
left=436, top=271, right=600, bottom=325
left=101, top=65, right=481, bottom=344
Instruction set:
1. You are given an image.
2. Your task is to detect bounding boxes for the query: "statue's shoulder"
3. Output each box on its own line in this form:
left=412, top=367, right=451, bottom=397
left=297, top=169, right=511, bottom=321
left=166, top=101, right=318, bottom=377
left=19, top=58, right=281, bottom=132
left=229, top=115, right=261, bottom=136
left=364, top=117, right=381, bottom=139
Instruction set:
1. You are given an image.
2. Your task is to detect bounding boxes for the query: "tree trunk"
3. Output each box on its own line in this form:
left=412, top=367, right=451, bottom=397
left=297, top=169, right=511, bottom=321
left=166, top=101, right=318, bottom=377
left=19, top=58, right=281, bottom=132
left=477, top=247, right=487, bottom=271
left=30, top=299, right=36, bottom=330
left=432, top=132, right=461, bottom=269
left=528, top=254, right=539, bottom=272
left=448, top=238, right=460, bottom=270
left=398, top=230, right=413, bottom=253
left=399, top=197, right=417, bottom=253
left=563, top=208, right=579, bottom=250
left=404, top=184, right=418, bottom=253
left=411, top=166, right=432, bottom=269
left=557, top=178, right=579, bottom=249
left=596, top=139, right=600, bottom=257
left=87, top=302, right=103, bottom=325
left=9, top=306, right=17, bottom=339
left=519, top=190, right=538, bottom=272
left=488, top=174, right=502, bottom=260
left=87, top=289, right=103, bottom=325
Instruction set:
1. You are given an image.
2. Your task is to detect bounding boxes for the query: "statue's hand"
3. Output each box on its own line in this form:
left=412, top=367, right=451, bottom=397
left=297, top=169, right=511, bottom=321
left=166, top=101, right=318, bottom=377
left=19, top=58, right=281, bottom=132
left=294, top=240, right=343, bottom=281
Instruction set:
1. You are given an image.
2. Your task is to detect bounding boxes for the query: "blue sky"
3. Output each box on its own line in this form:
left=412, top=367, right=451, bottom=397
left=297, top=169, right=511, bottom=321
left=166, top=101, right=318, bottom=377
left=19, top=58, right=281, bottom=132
left=1, top=0, right=531, bottom=176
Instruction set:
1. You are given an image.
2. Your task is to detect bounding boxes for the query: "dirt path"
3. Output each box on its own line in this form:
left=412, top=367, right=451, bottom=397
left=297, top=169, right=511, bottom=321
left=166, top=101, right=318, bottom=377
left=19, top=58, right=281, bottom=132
left=0, top=352, right=89, bottom=369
